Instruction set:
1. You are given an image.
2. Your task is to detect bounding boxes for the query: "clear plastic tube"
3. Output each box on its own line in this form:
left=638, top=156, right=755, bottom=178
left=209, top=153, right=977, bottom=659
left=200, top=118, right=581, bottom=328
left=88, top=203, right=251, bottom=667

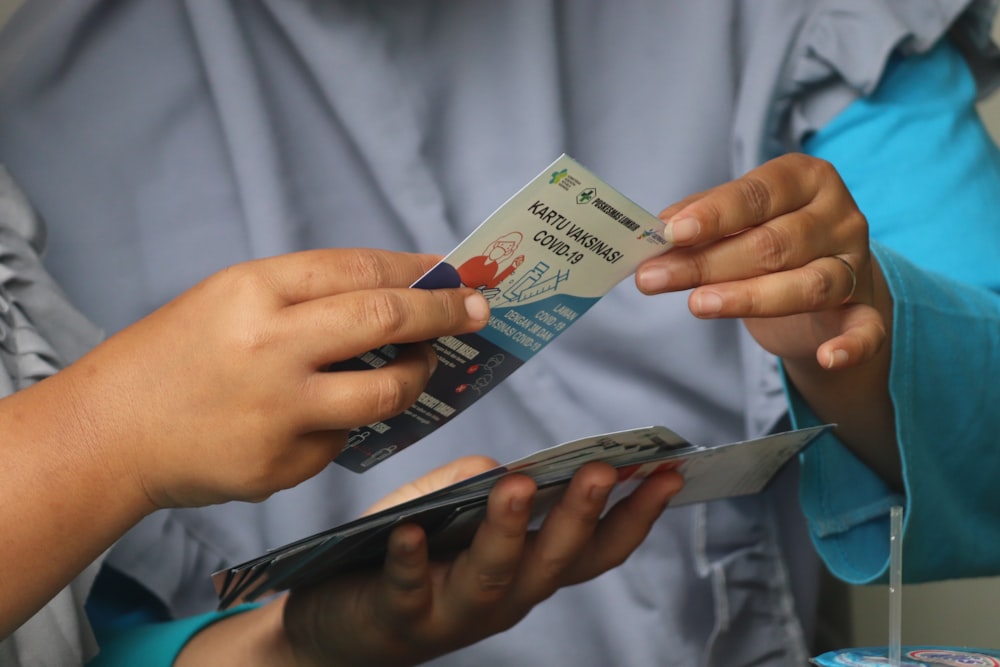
left=889, top=505, right=904, bottom=667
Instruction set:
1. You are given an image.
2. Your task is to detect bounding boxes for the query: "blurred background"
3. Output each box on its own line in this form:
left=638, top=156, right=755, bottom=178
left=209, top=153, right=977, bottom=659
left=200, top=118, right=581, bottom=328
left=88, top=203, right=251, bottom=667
left=0, top=0, right=996, bottom=652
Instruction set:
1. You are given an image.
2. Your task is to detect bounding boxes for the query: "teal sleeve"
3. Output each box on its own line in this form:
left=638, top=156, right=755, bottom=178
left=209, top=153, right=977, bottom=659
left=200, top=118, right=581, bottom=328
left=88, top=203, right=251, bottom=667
left=84, top=564, right=259, bottom=666
left=86, top=606, right=255, bottom=667
left=795, top=39, right=1000, bottom=584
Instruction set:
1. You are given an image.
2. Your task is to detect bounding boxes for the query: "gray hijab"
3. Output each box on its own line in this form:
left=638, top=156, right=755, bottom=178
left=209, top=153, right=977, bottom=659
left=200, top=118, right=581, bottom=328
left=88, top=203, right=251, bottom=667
left=0, top=167, right=103, bottom=666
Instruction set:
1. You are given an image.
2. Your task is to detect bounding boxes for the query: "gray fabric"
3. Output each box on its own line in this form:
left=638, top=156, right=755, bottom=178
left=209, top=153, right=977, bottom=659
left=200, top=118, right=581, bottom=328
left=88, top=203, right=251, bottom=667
left=0, top=167, right=104, bottom=666
left=0, top=2, right=993, bottom=665
left=0, top=563, right=102, bottom=667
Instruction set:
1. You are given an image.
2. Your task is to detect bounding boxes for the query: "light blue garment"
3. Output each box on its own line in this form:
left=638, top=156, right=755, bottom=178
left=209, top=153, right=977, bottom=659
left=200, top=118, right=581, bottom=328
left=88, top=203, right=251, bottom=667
left=87, top=606, right=252, bottom=667
left=798, top=40, right=1000, bottom=584
left=0, top=2, right=996, bottom=666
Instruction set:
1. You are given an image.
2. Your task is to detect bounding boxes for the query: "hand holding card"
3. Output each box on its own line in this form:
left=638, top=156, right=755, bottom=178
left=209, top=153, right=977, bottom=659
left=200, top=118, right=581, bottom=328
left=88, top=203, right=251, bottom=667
left=277, top=460, right=684, bottom=667
left=213, top=424, right=829, bottom=608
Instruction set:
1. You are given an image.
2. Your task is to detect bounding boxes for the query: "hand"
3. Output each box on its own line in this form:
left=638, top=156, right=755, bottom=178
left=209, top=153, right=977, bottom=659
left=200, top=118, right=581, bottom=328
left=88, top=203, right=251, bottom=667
left=281, top=459, right=683, bottom=667
left=52, top=248, right=490, bottom=508
left=635, top=154, right=901, bottom=486
left=362, top=455, right=501, bottom=515
left=635, top=153, right=887, bottom=371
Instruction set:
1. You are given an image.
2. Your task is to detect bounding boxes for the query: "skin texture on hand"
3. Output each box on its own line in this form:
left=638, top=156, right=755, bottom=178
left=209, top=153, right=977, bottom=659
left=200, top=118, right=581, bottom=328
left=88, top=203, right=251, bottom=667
left=1, top=248, right=489, bottom=636
left=54, top=248, right=491, bottom=509
left=175, top=458, right=683, bottom=667
left=284, top=463, right=682, bottom=667
left=635, top=154, right=899, bottom=488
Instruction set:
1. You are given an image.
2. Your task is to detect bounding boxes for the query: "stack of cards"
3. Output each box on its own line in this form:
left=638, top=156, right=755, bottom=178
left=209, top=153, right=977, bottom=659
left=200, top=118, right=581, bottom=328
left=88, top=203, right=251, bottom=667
left=213, top=423, right=829, bottom=609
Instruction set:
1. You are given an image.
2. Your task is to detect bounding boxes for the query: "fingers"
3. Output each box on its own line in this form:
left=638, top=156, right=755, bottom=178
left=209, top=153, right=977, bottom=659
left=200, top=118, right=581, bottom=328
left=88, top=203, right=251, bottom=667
left=648, top=207, right=856, bottom=290
left=556, top=470, right=683, bottom=586
left=445, top=474, right=537, bottom=614
left=375, top=523, right=434, bottom=622
left=830, top=255, right=857, bottom=305
left=684, top=255, right=863, bottom=319
left=299, top=343, right=440, bottom=431
left=638, top=201, right=865, bottom=298
left=282, top=287, right=490, bottom=365
left=365, top=456, right=499, bottom=515
left=632, top=153, right=887, bottom=372
left=506, top=462, right=617, bottom=598
left=360, top=467, right=683, bottom=660
left=636, top=154, right=868, bottom=299
left=656, top=153, right=830, bottom=246
left=368, top=474, right=537, bottom=650
left=248, top=248, right=445, bottom=304
left=814, top=304, right=887, bottom=369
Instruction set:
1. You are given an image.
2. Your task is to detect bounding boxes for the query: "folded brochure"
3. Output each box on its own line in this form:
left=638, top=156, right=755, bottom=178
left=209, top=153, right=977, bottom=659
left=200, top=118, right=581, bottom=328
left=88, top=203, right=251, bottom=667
left=331, top=153, right=673, bottom=472
left=213, top=423, right=829, bottom=609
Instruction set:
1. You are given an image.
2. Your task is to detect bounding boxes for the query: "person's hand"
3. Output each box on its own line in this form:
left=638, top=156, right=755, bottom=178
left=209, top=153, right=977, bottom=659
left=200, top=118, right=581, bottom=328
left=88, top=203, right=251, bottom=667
left=635, top=153, right=887, bottom=371
left=635, top=154, right=901, bottom=486
left=280, top=458, right=683, bottom=667
left=51, top=248, right=490, bottom=509
left=361, top=455, right=500, bottom=515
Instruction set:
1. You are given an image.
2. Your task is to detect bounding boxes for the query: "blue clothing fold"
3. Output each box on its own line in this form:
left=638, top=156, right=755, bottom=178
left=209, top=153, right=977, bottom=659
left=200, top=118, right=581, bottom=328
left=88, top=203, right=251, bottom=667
left=799, top=40, right=1000, bottom=584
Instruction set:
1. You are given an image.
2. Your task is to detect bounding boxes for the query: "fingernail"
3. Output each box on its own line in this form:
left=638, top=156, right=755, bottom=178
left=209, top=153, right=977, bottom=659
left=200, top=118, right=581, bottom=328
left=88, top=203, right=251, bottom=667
left=426, top=347, right=439, bottom=374
left=464, top=292, right=490, bottom=322
left=636, top=266, right=671, bottom=293
left=692, top=290, right=723, bottom=315
left=664, top=474, right=684, bottom=495
left=826, top=348, right=848, bottom=369
left=666, top=216, right=700, bottom=244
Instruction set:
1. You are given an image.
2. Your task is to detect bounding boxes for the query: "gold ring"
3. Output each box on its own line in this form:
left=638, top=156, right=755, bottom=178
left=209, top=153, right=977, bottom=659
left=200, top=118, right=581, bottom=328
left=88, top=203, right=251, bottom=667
left=833, top=255, right=856, bottom=305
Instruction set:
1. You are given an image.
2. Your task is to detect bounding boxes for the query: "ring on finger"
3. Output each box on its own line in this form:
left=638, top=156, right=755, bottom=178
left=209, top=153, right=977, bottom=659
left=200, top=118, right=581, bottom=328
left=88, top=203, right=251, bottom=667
left=832, top=255, right=856, bottom=305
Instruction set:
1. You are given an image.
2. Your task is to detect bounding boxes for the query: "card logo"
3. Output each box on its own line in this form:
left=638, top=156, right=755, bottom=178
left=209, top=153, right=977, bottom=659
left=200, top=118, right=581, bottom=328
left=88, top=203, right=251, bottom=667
left=551, top=168, right=582, bottom=192
left=637, top=228, right=668, bottom=245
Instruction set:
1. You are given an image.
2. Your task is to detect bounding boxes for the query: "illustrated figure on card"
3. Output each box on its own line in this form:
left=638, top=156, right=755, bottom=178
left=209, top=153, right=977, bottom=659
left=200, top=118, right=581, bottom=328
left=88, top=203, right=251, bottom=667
left=456, top=232, right=525, bottom=298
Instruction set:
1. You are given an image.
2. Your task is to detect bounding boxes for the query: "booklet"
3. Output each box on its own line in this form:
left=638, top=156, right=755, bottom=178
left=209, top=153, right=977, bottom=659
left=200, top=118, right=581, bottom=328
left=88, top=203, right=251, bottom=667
left=213, top=423, right=830, bottom=609
left=331, top=154, right=672, bottom=472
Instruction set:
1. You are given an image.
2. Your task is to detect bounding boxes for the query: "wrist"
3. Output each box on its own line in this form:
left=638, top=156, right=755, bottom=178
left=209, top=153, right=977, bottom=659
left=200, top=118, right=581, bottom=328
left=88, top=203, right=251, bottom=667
left=0, top=368, right=156, bottom=633
left=30, top=358, right=158, bottom=519
left=175, top=599, right=316, bottom=667
left=282, top=592, right=339, bottom=667
left=54, top=342, right=163, bottom=515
